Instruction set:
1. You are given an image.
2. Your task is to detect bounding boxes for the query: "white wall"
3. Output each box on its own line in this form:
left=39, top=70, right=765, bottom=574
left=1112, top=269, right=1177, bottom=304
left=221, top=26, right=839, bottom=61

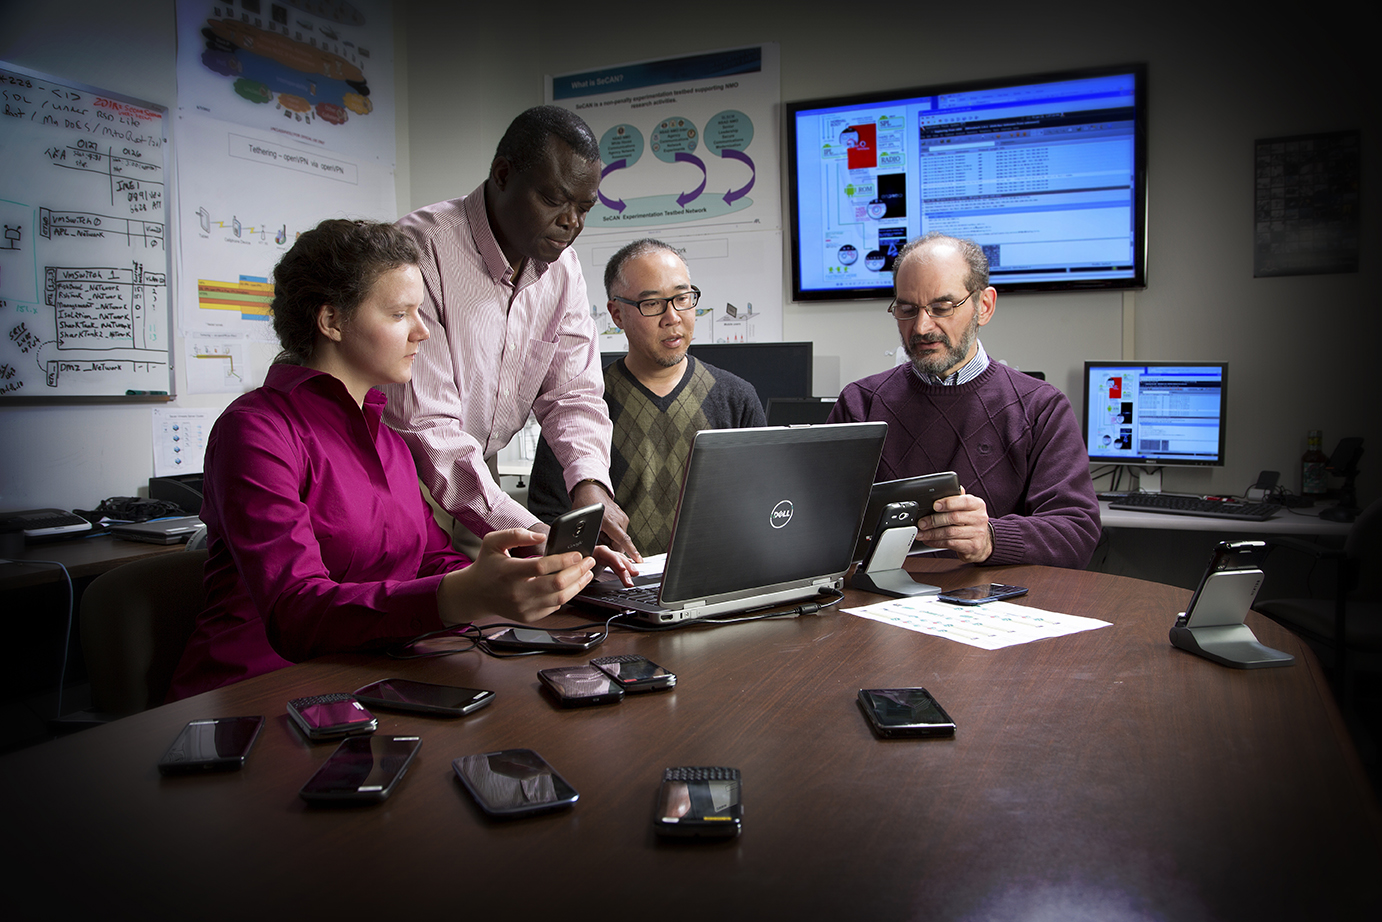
left=0, top=1, right=413, bottom=510
left=2, top=0, right=1378, bottom=513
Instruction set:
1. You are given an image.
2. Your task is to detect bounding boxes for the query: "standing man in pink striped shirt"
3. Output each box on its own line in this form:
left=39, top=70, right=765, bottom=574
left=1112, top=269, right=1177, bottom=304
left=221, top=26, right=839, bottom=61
left=383, top=106, right=640, bottom=571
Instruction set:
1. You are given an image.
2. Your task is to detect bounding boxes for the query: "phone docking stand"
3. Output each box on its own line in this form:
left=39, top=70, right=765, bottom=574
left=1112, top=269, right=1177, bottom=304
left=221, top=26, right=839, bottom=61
left=1169, top=623, right=1295, bottom=669
left=850, top=525, right=941, bottom=599
left=1168, top=567, right=1293, bottom=669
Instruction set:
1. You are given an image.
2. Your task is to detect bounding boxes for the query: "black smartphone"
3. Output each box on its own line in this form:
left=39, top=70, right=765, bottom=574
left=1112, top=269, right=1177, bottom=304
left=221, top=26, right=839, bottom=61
left=286, top=692, right=378, bottom=740
left=452, top=748, right=579, bottom=818
left=857, top=687, right=957, bottom=738
left=937, top=583, right=1029, bottom=605
left=590, top=653, right=676, bottom=692
left=299, top=735, right=422, bottom=804
left=352, top=678, right=495, bottom=717
left=859, top=501, right=921, bottom=572
left=157, top=716, right=264, bottom=774
left=537, top=663, right=625, bottom=707
left=654, top=766, right=743, bottom=838
left=1327, top=436, right=1363, bottom=473
left=546, top=502, right=604, bottom=558
left=1178, top=540, right=1268, bottom=627
left=485, top=626, right=602, bottom=652
left=854, top=471, right=961, bottom=561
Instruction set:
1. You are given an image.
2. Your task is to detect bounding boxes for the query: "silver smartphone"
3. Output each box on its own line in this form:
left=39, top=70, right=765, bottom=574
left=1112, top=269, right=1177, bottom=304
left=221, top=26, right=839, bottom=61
left=858, top=501, right=921, bottom=573
left=1179, top=540, right=1268, bottom=625
left=1180, top=569, right=1266, bottom=629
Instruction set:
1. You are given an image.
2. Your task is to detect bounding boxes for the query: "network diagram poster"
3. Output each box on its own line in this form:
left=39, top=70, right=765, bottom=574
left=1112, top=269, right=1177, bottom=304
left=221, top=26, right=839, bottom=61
left=548, top=45, right=782, bottom=348
left=175, top=0, right=396, bottom=165
left=172, top=0, right=397, bottom=391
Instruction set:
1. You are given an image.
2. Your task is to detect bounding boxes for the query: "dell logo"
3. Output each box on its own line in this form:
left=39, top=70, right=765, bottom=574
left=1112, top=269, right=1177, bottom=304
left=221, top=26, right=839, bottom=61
left=770, top=500, right=794, bottom=528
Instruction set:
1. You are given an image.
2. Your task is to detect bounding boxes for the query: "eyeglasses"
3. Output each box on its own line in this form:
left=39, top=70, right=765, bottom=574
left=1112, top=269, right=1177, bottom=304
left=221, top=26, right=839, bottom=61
left=887, top=289, right=975, bottom=321
left=612, top=286, right=701, bottom=317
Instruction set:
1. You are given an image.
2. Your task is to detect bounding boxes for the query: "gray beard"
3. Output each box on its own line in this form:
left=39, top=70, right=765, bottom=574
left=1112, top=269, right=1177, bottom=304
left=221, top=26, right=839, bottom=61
left=904, top=315, right=978, bottom=377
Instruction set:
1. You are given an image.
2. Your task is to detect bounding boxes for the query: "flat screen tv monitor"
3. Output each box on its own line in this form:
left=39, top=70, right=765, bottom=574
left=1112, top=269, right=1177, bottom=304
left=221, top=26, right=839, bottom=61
left=602, top=342, right=813, bottom=410
left=1082, top=362, right=1227, bottom=467
left=786, top=63, right=1148, bottom=301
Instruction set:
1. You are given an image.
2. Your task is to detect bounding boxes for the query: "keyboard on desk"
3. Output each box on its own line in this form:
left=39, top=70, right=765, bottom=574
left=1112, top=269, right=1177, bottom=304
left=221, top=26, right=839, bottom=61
left=1107, top=493, right=1283, bottom=522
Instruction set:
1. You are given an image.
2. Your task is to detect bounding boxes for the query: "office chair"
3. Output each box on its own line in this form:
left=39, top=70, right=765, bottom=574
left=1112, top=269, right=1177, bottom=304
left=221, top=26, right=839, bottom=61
left=79, top=548, right=208, bottom=716
left=1256, top=498, right=1382, bottom=697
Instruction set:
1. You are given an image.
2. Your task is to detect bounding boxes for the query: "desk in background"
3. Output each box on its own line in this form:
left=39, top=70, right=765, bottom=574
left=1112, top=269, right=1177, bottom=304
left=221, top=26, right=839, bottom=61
left=2, top=559, right=1377, bottom=920
left=1, top=536, right=188, bottom=731
left=1095, top=500, right=1352, bottom=590
left=1099, top=500, right=1353, bottom=536
left=0, top=534, right=185, bottom=591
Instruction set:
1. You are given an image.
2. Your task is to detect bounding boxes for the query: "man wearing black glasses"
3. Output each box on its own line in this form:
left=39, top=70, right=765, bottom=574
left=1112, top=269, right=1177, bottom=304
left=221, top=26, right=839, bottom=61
left=528, top=238, right=765, bottom=554
left=828, top=233, right=1100, bottom=569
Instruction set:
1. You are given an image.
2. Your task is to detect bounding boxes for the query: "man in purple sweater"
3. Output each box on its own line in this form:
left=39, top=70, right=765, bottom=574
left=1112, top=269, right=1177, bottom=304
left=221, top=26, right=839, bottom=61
left=828, top=233, right=1101, bottom=569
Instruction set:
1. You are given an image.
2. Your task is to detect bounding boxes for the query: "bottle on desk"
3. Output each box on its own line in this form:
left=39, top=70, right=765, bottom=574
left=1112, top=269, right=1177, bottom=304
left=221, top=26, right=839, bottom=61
left=1301, top=429, right=1328, bottom=497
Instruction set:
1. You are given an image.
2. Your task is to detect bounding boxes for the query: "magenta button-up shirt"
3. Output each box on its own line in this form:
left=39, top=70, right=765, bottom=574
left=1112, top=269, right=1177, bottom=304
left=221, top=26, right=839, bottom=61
left=168, top=365, right=468, bottom=700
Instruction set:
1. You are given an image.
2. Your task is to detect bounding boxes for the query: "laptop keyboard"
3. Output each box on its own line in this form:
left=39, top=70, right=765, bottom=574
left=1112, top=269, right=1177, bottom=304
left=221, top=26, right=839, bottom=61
left=581, top=582, right=666, bottom=613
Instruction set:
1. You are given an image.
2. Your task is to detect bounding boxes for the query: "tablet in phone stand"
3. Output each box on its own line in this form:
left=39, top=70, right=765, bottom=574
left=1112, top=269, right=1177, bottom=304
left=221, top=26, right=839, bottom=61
left=851, top=526, right=941, bottom=598
left=1168, top=568, right=1294, bottom=669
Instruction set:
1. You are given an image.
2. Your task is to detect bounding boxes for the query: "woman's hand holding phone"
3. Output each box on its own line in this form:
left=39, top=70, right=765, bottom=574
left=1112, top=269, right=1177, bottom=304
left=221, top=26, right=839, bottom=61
left=545, top=503, right=640, bottom=588
left=438, top=527, right=596, bottom=624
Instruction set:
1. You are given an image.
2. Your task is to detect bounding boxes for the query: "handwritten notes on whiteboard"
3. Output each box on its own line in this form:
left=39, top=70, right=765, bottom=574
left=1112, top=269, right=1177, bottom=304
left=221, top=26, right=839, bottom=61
left=0, top=62, right=172, bottom=399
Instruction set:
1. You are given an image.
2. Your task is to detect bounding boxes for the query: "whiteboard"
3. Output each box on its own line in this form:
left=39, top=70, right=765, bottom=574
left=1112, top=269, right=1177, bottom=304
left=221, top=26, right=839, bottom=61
left=0, top=61, right=173, bottom=401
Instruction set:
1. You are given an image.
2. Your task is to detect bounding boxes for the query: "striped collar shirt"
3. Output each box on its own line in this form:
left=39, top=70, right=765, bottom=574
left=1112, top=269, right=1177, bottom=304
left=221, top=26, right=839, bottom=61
left=382, top=183, right=613, bottom=536
left=910, top=340, right=991, bottom=387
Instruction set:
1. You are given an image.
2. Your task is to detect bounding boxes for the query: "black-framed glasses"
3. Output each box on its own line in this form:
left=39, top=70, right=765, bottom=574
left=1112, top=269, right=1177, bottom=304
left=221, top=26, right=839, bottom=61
left=887, top=289, right=975, bottom=321
left=612, top=286, right=701, bottom=317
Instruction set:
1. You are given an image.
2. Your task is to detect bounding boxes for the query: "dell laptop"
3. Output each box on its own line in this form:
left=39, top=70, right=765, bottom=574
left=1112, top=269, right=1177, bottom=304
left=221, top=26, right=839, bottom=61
left=578, top=422, right=887, bottom=624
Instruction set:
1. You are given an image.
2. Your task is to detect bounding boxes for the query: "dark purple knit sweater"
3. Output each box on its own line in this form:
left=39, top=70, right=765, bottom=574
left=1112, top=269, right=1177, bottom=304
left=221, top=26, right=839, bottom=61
left=829, top=360, right=1101, bottom=569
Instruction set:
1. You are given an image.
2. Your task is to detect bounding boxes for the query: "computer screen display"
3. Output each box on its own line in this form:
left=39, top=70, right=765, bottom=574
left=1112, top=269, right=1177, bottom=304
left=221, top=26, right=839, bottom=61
left=604, top=342, right=814, bottom=410
left=1082, top=362, right=1228, bottom=467
left=786, top=63, right=1147, bottom=301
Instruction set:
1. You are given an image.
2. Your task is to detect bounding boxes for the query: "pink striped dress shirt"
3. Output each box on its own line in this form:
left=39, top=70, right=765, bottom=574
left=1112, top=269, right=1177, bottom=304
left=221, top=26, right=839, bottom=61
left=382, top=183, right=613, bottom=537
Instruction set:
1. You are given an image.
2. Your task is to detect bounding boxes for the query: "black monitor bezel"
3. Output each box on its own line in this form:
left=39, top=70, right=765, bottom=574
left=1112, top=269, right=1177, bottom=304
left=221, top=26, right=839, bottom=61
left=1081, top=361, right=1228, bottom=468
left=603, top=342, right=814, bottom=410
left=785, top=62, right=1149, bottom=302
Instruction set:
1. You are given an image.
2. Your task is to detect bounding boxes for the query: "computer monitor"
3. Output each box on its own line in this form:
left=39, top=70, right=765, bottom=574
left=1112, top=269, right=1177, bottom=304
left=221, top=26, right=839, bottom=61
left=786, top=63, right=1148, bottom=301
left=603, top=342, right=814, bottom=411
left=1082, top=362, right=1228, bottom=471
left=766, top=397, right=836, bottom=426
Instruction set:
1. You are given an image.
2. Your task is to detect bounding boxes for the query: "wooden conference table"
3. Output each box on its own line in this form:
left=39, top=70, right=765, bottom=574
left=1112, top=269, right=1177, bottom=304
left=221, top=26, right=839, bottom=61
left=2, top=559, right=1379, bottom=921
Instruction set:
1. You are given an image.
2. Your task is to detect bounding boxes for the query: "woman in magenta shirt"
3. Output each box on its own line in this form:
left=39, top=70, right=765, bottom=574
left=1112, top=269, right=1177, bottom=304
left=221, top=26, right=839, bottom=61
left=169, top=220, right=596, bottom=700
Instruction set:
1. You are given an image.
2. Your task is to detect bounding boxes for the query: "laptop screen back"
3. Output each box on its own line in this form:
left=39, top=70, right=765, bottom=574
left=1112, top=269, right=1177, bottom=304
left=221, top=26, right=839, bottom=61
left=660, top=422, right=886, bottom=606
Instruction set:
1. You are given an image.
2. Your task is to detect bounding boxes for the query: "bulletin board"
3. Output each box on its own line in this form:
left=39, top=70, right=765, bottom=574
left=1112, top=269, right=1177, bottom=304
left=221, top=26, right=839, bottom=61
left=0, top=61, right=173, bottom=402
